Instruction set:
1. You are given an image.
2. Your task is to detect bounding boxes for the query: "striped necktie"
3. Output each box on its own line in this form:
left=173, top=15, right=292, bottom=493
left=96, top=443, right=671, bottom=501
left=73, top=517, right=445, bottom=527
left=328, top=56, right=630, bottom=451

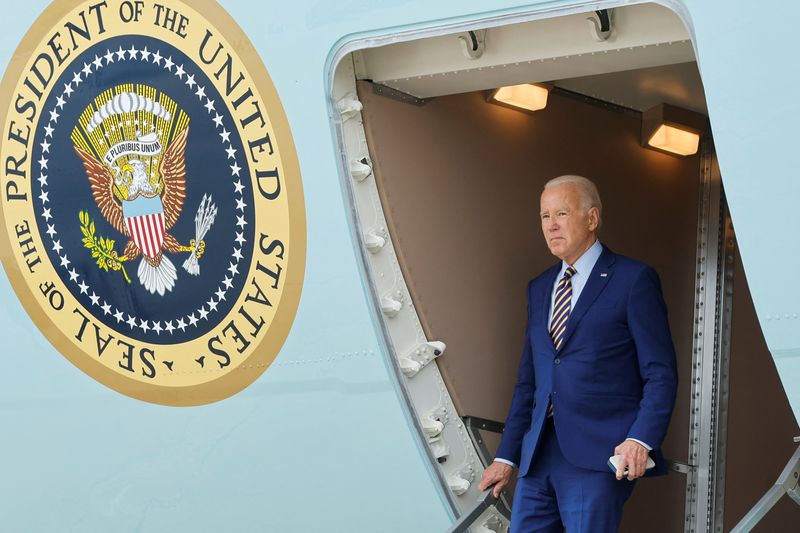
left=550, top=266, right=577, bottom=351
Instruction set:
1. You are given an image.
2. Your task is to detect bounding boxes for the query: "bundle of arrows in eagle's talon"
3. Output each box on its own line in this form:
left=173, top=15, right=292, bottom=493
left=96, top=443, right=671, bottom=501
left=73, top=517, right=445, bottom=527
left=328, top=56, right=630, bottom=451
left=183, top=194, right=218, bottom=275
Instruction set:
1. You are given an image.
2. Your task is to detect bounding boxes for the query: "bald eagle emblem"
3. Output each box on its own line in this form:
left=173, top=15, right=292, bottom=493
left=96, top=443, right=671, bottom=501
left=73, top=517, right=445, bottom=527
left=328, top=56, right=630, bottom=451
left=72, top=87, right=217, bottom=296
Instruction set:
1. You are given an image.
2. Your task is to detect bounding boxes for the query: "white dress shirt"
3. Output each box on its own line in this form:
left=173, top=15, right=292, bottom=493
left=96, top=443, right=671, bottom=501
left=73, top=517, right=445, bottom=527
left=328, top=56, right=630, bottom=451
left=547, top=239, right=603, bottom=321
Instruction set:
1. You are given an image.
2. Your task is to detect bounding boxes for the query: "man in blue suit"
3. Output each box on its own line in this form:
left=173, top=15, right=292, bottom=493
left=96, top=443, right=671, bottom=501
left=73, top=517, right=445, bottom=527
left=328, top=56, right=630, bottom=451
left=479, top=175, right=678, bottom=532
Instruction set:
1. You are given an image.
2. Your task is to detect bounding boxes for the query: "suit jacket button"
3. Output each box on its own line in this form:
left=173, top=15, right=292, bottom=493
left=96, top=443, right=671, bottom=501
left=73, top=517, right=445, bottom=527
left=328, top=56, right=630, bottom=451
left=554, top=358, right=561, bottom=364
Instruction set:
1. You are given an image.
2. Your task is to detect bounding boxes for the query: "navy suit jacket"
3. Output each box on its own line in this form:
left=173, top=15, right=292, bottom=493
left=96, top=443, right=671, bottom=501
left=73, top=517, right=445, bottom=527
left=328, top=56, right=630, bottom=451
left=496, top=245, right=678, bottom=477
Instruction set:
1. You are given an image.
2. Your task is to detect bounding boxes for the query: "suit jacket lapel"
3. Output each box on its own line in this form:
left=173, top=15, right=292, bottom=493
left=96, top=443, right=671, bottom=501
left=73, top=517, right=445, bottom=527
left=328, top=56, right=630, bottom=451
left=557, top=246, right=616, bottom=352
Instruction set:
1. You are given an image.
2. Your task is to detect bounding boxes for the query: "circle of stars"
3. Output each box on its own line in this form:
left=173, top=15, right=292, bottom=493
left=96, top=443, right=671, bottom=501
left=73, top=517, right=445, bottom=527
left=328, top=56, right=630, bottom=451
left=37, top=42, right=250, bottom=337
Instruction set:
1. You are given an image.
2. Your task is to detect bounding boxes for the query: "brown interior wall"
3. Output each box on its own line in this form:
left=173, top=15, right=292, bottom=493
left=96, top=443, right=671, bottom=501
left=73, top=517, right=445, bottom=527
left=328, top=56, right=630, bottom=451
left=357, top=79, right=799, bottom=530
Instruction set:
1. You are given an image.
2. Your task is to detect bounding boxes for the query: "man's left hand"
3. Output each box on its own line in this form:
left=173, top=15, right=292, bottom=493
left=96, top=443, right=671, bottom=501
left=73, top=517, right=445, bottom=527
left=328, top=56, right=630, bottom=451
left=613, top=440, right=649, bottom=481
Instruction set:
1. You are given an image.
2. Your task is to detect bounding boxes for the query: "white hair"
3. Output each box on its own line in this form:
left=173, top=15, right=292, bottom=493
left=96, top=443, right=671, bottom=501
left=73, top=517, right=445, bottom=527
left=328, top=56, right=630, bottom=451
left=544, top=174, right=603, bottom=224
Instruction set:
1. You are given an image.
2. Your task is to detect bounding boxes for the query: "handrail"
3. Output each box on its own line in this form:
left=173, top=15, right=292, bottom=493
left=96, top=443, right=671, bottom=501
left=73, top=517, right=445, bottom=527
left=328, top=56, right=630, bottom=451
left=461, top=415, right=505, bottom=475
left=446, top=490, right=499, bottom=533
left=730, top=442, right=800, bottom=532
left=462, top=416, right=505, bottom=435
left=461, top=415, right=512, bottom=523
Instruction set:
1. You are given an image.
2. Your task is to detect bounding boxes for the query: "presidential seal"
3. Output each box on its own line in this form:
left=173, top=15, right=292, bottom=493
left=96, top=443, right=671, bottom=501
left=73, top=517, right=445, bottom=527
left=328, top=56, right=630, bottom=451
left=0, top=0, right=305, bottom=405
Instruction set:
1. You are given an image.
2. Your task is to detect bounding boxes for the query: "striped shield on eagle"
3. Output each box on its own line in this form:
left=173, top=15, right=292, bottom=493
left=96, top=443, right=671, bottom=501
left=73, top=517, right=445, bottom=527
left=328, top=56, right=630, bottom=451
left=123, top=195, right=166, bottom=259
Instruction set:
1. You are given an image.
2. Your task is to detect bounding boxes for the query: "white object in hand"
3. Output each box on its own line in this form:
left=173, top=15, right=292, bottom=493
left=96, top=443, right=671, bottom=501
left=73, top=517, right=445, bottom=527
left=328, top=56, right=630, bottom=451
left=608, top=454, right=655, bottom=476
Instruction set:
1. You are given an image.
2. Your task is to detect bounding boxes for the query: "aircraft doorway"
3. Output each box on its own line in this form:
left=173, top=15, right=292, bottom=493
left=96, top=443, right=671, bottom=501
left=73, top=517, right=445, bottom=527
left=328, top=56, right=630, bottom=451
left=357, top=78, right=701, bottom=531
left=330, top=3, right=800, bottom=531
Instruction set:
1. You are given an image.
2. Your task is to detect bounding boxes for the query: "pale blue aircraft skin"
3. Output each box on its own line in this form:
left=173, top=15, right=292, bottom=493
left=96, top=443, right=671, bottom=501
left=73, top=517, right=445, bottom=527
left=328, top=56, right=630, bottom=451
left=0, top=1, right=796, bottom=531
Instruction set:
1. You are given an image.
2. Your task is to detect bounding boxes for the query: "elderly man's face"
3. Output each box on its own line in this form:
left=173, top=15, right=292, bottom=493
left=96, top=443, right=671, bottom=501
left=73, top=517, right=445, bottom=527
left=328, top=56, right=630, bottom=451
left=540, top=183, right=599, bottom=265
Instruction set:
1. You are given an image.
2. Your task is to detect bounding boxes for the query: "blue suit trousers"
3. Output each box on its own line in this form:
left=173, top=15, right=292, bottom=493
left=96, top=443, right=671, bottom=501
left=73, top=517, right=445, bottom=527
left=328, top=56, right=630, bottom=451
left=511, top=417, right=636, bottom=533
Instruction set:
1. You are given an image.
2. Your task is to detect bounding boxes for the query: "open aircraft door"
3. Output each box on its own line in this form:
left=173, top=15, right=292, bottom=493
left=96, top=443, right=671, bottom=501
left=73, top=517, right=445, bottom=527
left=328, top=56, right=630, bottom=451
left=329, top=2, right=800, bottom=531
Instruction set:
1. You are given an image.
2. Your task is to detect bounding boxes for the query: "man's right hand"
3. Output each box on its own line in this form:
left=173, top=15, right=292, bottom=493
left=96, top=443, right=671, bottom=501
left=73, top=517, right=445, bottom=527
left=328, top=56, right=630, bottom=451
left=478, top=461, right=514, bottom=497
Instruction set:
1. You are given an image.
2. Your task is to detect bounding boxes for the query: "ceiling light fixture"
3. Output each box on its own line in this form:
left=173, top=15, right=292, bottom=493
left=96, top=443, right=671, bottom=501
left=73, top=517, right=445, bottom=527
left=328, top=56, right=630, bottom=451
left=642, top=103, right=707, bottom=157
left=488, top=83, right=551, bottom=113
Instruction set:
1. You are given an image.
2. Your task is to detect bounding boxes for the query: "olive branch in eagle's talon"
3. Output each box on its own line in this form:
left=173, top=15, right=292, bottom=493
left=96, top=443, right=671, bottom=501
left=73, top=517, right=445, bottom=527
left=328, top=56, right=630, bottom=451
left=78, top=210, right=131, bottom=283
